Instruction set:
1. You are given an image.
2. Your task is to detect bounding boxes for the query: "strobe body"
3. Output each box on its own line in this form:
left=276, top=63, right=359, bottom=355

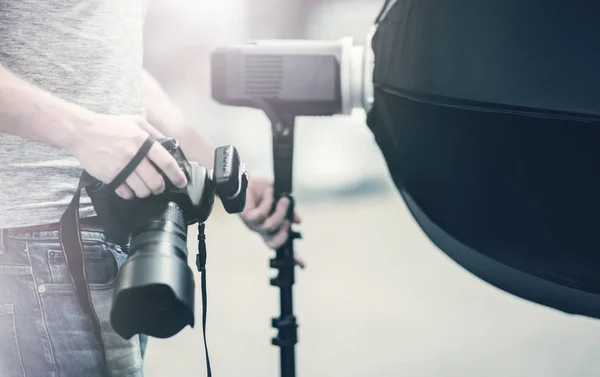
left=211, top=35, right=375, bottom=115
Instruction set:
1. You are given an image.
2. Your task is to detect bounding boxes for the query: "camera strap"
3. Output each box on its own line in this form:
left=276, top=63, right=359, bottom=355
left=196, top=223, right=212, bottom=377
left=58, top=135, right=156, bottom=371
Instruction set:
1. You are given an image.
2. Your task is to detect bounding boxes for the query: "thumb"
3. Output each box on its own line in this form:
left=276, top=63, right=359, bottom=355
left=293, top=211, right=302, bottom=224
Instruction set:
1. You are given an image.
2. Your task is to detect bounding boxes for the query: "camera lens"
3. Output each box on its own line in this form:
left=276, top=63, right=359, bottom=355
left=110, top=200, right=195, bottom=339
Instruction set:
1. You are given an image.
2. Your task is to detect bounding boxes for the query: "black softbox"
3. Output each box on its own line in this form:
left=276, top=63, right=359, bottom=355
left=367, top=0, right=600, bottom=318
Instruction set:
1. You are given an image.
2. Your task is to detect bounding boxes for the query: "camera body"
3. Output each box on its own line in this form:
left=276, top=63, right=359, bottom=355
left=151, top=137, right=216, bottom=224
left=86, top=138, right=248, bottom=339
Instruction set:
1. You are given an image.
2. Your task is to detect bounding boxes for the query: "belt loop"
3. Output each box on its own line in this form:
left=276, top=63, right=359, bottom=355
left=0, top=229, right=5, bottom=254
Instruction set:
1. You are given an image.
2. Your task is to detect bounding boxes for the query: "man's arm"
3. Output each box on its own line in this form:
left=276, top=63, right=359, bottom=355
left=0, top=64, right=186, bottom=197
left=143, top=70, right=215, bottom=167
left=0, top=64, right=91, bottom=151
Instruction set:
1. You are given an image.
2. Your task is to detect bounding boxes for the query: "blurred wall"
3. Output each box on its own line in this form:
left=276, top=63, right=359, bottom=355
left=245, top=0, right=316, bottom=38
left=246, top=0, right=379, bottom=39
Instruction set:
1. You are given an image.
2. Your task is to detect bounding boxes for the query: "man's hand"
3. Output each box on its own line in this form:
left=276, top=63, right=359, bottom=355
left=0, top=64, right=186, bottom=199
left=69, top=114, right=188, bottom=199
left=240, top=176, right=304, bottom=265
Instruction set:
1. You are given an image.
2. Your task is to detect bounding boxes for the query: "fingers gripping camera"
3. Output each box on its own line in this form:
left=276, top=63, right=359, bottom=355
left=159, top=138, right=248, bottom=224
left=84, top=138, right=248, bottom=340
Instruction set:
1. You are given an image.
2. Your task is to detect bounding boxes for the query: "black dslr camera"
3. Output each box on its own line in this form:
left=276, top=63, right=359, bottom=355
left=86, top=138, right=248, bottom=340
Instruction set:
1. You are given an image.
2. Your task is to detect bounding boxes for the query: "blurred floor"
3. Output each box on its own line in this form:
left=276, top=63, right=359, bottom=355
left=143, top=191, right=600, bottom=377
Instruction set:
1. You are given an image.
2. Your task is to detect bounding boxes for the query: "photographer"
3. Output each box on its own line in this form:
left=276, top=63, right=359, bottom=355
left=0, top=2, right=300, bottom=377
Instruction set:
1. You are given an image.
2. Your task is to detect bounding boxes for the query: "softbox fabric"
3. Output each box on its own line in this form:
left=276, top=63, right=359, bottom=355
left=372, top=0, right=600, bottom=119
left=367, top=0, right=600, bottom=316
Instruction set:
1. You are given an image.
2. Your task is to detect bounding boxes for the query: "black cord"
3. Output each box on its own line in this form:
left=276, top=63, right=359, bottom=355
left=196, top=223, right=212, bottom=377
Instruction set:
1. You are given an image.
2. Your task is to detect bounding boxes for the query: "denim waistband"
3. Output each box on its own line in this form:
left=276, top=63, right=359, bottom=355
left=0, top=229, right=108, bottom=242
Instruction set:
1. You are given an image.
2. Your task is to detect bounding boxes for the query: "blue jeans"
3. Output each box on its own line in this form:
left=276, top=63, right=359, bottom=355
left=0, top=230, right=147, bottom=377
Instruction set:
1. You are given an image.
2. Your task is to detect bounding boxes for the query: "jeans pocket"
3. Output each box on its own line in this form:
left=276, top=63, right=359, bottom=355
left=0, top=303, right=26, bottom=377
left=45, top=242, right=121, bottom=291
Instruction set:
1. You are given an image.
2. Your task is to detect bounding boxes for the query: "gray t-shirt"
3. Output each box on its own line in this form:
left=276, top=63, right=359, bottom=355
left=0, top=0, right=147, bottom=229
